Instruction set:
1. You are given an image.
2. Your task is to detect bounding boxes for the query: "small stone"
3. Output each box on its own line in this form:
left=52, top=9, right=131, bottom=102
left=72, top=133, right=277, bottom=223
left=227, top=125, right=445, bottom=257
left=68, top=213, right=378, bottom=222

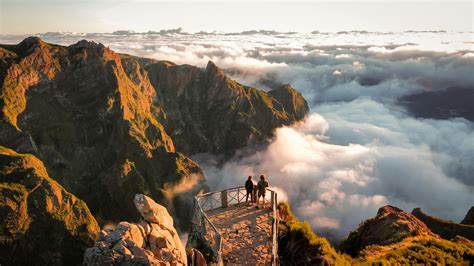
left=124, top=223, right=145, bottom=248
left=112, top=240, right=129, bottom=255
left=98, top=230, right=109, bottom=241
left=116, top=221, right=131, bottom=231
left=94, top=240, right=111, bottom=250
left=105, top=230, right=124, bottom=243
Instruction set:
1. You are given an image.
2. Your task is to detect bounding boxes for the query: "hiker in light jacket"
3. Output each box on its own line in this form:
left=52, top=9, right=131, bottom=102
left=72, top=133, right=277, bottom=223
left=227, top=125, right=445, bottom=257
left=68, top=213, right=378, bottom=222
left=256, top=175, right=269, bottom=208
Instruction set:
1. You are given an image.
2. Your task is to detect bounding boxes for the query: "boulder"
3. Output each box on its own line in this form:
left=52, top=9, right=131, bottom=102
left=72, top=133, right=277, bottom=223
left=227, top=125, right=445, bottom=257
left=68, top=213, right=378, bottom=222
left=134, top=194, right=175, bottom=230
left=84, top=194, right=187, bottom=265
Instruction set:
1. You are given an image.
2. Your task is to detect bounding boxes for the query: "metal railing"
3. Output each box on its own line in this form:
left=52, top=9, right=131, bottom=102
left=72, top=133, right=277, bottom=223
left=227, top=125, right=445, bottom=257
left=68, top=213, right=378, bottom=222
left=194, top=186, right=278, bottom=265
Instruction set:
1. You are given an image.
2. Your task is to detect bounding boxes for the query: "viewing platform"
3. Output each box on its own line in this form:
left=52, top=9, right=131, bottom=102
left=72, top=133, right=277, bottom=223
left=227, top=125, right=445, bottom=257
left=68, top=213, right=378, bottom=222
left=189, top=186, right=279, bottom=265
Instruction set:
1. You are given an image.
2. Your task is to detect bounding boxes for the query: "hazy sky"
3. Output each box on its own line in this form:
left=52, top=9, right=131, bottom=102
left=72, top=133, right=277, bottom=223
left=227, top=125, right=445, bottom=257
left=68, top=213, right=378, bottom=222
left=1, top=0, right=472, bottom=34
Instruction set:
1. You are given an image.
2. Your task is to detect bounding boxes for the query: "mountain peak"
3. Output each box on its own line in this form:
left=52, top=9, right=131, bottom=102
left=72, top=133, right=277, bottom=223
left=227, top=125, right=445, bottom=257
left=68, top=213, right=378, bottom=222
left=340, top=205, right=436, bottom=257
left=205, top=60, right=225, bottom=76
left=461, top=207, right=474, bottom=225
left=377, top=205, right=404, bottom=216
left=16, top=36, right=47, bottom=54
left=69, top=39, right=106, bottom=49
left=20, top=36, right=44, bottom=46
left=269, top=83, right=310, bottom=120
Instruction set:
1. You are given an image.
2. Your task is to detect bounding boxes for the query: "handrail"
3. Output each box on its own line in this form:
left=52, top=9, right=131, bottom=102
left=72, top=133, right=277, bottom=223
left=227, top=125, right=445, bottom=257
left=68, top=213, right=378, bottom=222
left=193, top=186, right=279, bottom=265
left=194, top=195, right=223, bottom=265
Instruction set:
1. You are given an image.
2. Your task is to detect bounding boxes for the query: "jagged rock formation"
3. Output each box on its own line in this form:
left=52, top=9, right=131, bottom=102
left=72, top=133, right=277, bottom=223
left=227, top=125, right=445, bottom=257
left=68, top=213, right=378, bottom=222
left=84, top=194, right=186, bottom=265
left=412, top=208, right=474, bottom=241
left=147, top=60, right=309, bottom=155
left=339, top=205, right=437, bottom=257
left=0, top=146, right=99, bottom=265
left=0, top=37, right=308, bottom=232
left=461, top=207, right=474, bottom=225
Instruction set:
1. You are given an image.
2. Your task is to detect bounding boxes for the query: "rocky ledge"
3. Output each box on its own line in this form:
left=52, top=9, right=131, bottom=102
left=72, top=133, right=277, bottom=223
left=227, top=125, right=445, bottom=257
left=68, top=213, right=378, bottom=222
left=84, top=194, right=187, bottom=265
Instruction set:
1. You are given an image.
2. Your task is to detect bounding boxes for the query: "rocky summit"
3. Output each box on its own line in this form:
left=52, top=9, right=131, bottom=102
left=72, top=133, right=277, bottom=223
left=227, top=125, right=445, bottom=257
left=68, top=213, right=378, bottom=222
left=461, top=207, right=474, bottom=225
left=84, top=194, right=186, bottom=265
left=339, top=205, right=438, bottom=257
left=0, top=37, right=308, bottom=264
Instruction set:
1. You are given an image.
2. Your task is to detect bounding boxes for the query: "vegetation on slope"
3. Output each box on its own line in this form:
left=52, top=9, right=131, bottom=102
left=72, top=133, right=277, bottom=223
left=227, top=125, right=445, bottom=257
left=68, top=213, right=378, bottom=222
left=278, top=202, right=474, bottom=265
left=412, top=207, right=474, bottom=240
left=0, top=146, right=99, bottom=265
left=361, top=236, right=474, bottom=265
left=277, top=202, right=351, bottom=265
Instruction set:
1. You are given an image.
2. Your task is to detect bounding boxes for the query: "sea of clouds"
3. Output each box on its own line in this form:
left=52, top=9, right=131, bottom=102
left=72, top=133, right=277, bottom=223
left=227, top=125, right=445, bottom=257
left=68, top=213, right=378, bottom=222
left=2, top=30, right=473, bottom=242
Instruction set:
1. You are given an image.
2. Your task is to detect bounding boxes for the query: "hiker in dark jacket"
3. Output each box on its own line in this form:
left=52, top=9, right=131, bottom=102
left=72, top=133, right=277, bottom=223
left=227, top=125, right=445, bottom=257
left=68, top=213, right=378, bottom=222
left=256, top=175, right=269, bottom=208
left=245, top=176, right=254, bottom=205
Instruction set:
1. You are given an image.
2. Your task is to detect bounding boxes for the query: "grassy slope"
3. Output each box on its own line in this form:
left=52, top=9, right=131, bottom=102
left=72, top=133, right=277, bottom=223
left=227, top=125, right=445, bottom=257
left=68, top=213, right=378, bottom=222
left=277, top=202, right=474, bottom=265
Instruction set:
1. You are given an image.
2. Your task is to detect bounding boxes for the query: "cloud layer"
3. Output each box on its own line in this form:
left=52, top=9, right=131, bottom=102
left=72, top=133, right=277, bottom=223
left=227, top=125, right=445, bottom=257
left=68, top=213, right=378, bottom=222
left=2, top=30, right=472, bottom=242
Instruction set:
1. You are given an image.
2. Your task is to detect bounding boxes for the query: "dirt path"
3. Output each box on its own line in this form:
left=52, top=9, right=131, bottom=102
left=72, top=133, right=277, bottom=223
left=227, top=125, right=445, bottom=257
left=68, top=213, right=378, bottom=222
left=206, top=202, right=273, bottom=265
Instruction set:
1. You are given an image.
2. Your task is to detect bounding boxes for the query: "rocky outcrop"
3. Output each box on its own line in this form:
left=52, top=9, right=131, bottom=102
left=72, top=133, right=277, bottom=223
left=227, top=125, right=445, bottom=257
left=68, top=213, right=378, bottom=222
left=0, top=38, right=308, bottom=232
left=461, top=207, right=474, bottom=225
left=84, top=194, right=186, bottom=265
left=339, top=205, right=437, bottom=257
left=146, top=60, right=309, bottom=156
left=412, top=208, right=474, bottom=241
left=268, top=84, right=309, bottom=121
left=0, top=146, right=99, bottom=265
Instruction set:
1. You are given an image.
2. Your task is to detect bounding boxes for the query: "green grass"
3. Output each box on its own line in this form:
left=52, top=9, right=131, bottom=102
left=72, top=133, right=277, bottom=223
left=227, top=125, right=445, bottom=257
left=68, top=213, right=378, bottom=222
left=364, top=237, right=474, bottom=265
left=278, top=202, right=474, bottom=265
left=277, top=202, right=351, bottom=265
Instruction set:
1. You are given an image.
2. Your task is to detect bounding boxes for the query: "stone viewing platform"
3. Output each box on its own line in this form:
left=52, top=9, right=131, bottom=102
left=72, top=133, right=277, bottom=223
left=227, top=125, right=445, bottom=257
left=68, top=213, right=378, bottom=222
left=187, top=187, right=279, bottom=265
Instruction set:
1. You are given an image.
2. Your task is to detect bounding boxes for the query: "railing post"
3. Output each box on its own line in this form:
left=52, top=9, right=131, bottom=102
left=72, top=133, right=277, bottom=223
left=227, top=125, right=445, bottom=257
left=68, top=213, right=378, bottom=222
left=271, top=191, right=275, bottom=207
left=201, top=214, right=206, bottom=235
left=221, top=190, right=228, bottom=208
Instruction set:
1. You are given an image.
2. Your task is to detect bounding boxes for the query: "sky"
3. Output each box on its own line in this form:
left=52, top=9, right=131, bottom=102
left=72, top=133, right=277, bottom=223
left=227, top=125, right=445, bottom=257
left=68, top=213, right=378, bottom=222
left=0, top=0, right=472, bottom=34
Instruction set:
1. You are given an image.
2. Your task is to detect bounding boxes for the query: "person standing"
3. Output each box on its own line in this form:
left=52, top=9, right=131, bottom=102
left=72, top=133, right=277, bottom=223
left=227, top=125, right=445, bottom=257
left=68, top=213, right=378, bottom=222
left=245, top=176, right=254, bottom=205
left=256, top=175, right=269, bottom=208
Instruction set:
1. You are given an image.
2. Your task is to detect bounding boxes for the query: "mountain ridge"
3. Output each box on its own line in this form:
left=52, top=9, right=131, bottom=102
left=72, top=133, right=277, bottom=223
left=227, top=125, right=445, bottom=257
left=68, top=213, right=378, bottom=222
left=0, top=37, right=309, bottom=264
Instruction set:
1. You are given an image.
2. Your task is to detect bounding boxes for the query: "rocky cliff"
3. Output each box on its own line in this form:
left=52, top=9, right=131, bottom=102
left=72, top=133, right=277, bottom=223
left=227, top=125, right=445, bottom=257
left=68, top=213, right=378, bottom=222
left=0, top=37, right=308, bottom=227
left=0, top=37, right=308, bottom=264
left=146, top=60, right=309, bottom=155
left=0, top=146, right=99, bottom=265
